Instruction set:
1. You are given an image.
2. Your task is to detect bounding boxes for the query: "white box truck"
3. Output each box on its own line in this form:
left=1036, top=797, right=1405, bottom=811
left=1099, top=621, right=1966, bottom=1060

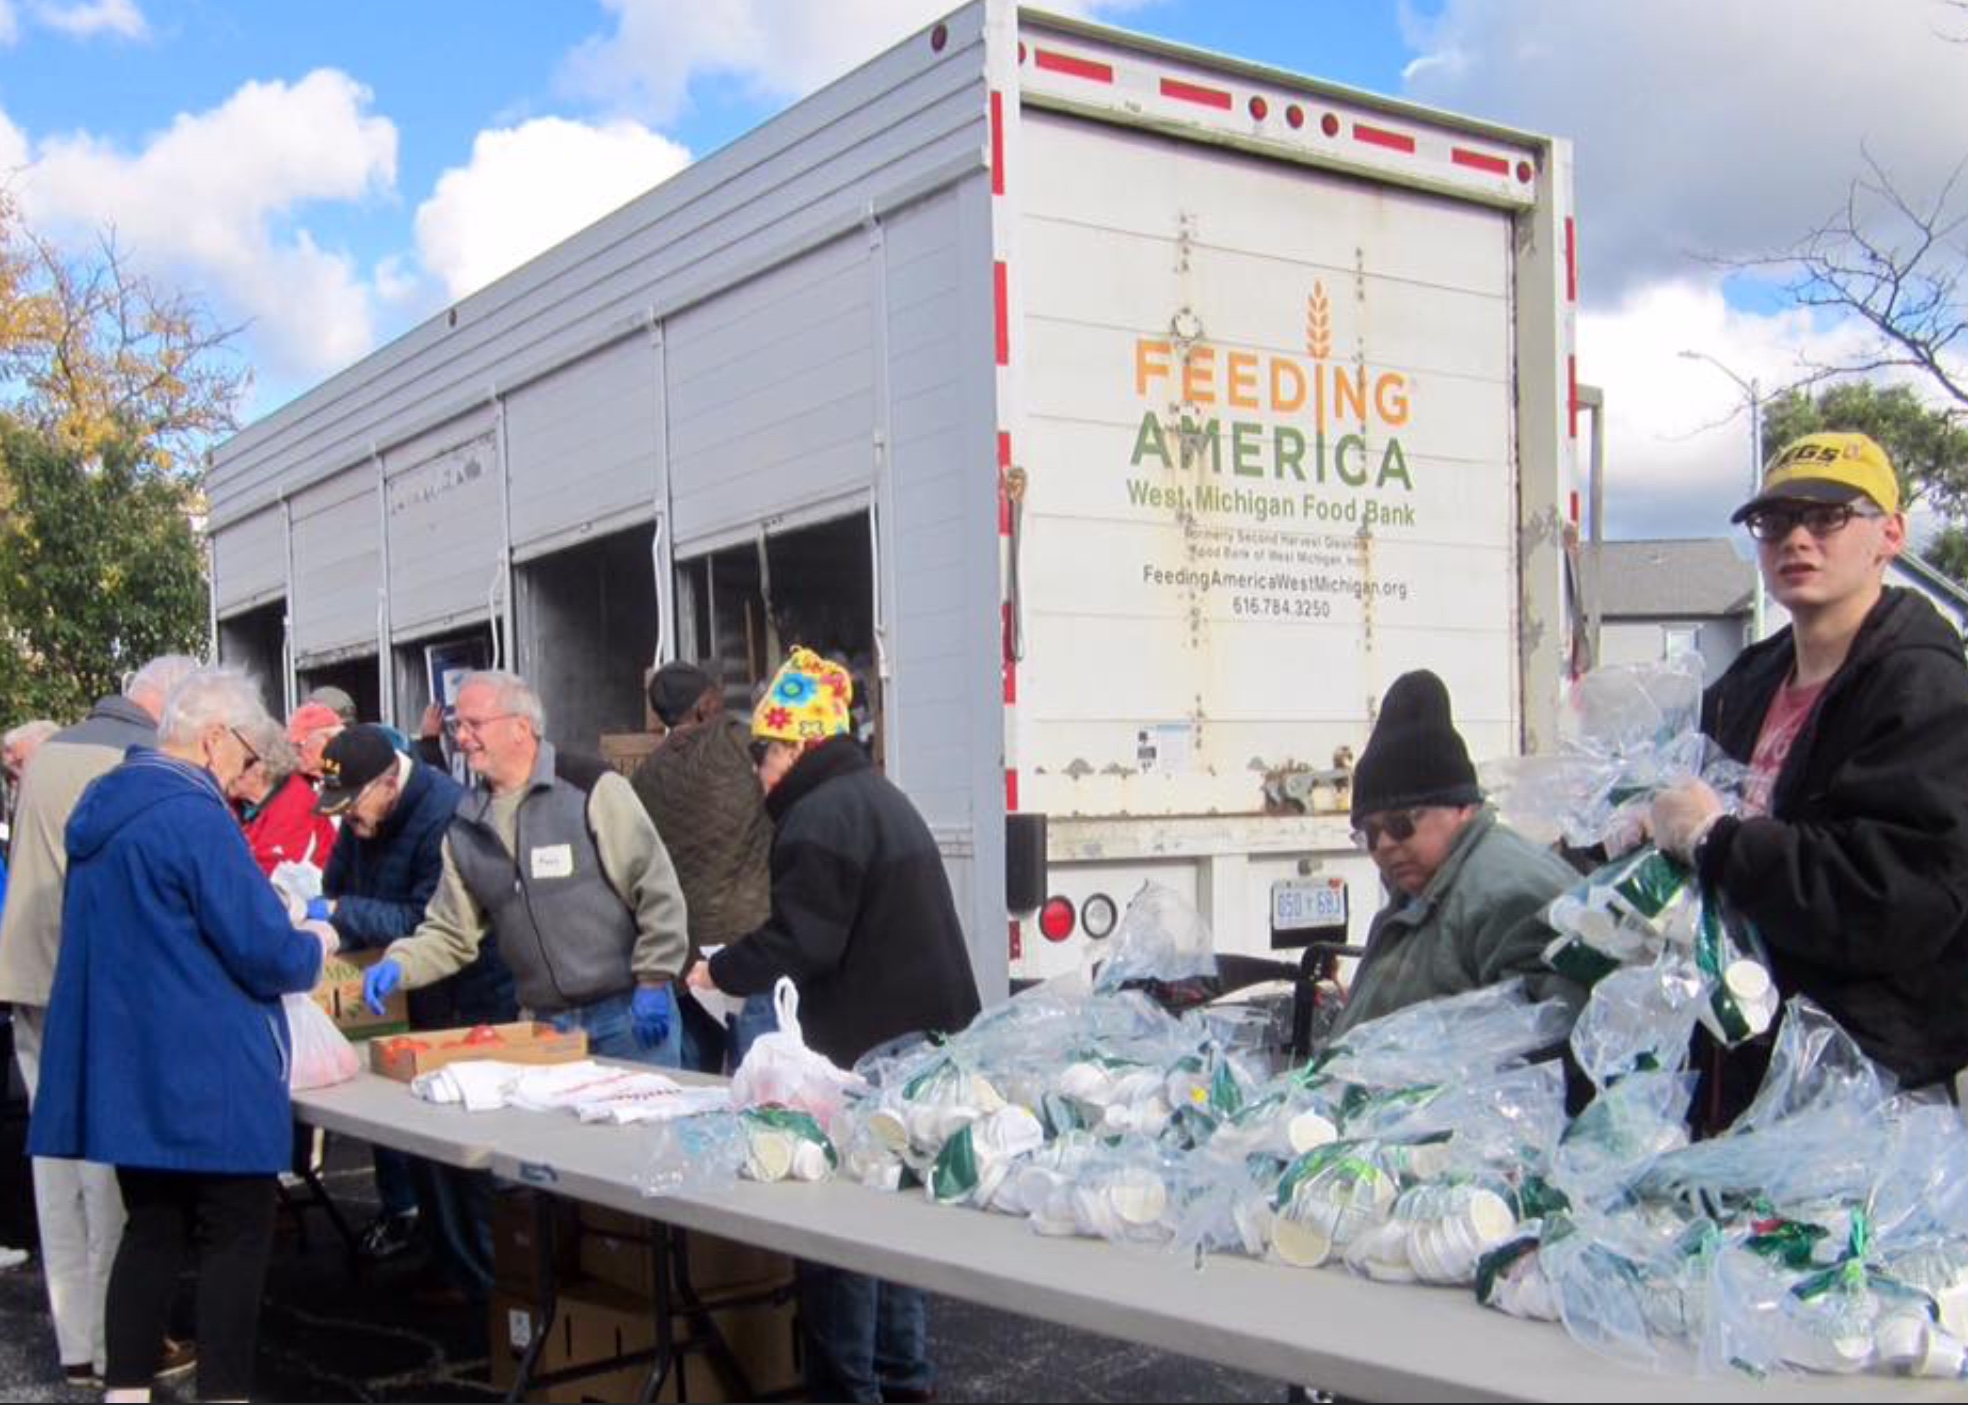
left=205, top=1, right=1582, bottom=1000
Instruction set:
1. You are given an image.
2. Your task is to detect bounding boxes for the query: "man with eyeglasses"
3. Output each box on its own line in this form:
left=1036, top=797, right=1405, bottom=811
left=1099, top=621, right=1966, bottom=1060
left=1325, top=669, right=1581, bottom=1042
left=361, top=671, right=690, bottom=1067
left=314, top=725, right=515, bottom=1297
left=0, top=653, right=202, bottom=1390
left=1650, top=431, right=1968, bottom=1130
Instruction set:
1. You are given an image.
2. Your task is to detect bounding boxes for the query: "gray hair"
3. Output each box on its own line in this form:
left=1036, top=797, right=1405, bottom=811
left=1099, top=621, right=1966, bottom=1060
left=248, top=716, right=297, bottom=784
left=158, top=666, right=274, bottom=749
left=3, top=719, right=60, bottom=754
left=126, top=654, right=203, bottom=709
left=459, top=670, right=546, bottom=737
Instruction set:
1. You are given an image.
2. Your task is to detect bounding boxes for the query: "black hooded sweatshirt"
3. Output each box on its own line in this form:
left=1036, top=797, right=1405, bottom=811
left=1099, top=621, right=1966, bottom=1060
left=1695, top=587, right=1968, bottom=1126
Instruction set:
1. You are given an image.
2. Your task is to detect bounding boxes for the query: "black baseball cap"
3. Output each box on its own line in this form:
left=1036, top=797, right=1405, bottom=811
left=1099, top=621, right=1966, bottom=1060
left=316, top=725, right=402, bottom=814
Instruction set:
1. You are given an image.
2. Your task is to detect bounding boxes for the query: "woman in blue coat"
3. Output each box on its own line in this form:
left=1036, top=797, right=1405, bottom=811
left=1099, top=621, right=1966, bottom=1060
left=29, top=667, right=331, bottom=1404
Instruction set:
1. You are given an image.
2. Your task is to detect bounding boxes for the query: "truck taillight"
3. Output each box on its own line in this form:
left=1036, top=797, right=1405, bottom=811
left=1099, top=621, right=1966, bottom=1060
left=1039, top=897, right=1077, bottom=942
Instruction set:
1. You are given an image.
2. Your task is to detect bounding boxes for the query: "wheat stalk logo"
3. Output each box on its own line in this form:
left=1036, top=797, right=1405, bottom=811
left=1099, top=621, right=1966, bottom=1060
left=1306, top=282, right=1332, bottom=360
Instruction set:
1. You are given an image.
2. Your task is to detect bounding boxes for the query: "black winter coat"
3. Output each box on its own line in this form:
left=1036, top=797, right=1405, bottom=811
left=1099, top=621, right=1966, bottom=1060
left=707, top=737, right=982, bottom=1068
left=1696, top=588, right=1968, bottom=1123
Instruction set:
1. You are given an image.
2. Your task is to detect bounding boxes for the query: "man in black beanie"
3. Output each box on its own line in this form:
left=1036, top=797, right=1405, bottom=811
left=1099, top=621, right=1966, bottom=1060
left=1328, top=670, right=1581, bottom=1039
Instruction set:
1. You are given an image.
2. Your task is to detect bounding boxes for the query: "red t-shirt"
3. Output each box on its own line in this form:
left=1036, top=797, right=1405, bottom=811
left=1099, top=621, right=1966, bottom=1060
left=1743, top=678, right=1827, bottom=818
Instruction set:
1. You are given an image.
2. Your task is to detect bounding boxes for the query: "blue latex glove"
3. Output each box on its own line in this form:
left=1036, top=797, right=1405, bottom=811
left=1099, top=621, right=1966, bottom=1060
left=631, top=984, right=674, bottom=1049
left=363, top=959, right=403, bottom=1016
left=306, top=896, right=333, bottom=923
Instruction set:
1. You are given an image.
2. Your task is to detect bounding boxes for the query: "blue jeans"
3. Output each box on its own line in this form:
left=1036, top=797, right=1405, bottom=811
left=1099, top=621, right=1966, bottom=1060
left=727, top=992, right=779, bottom=1072
left=797, top=1263, right=932, bottom=1403
left=416, top=1162, right=495, bottom=1301
left=372, top=1146, right=420, bottom=1220
left=550, top=991, right=682, bottom=1068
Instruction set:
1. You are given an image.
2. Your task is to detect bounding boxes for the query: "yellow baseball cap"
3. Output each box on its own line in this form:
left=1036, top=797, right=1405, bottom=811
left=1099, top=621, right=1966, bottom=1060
left=1731, top=431, right=1901, bottom=523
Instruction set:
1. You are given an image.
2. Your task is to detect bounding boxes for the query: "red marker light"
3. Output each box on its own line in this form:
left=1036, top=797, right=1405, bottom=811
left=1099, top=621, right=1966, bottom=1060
left=1039, top=897, right=1077, bottom=942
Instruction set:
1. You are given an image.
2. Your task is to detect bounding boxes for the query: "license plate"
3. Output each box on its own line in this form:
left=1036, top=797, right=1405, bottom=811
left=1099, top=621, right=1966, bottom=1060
left=1271, top=877, right=1348, bottom=933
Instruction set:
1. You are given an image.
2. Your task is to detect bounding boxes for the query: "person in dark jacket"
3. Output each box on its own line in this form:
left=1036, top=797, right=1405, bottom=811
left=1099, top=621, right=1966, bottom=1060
left=1328, top=670, right=1580, bottom=1040
left=631, top=662, right=775, bottom=1071
left=690, top=646, right=981, bottom=1405
left=1651, top=432, right=1968, bottom=1131
left=316, top=726, right=516, bottom=1291
left=29, top=666, right=332, bottom=1403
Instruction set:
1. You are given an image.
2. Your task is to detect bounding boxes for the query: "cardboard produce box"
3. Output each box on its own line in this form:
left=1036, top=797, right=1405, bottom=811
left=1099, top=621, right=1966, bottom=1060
left=369, top=1021, right=587, bottom=1082
left=490, top=1278, right=799, bottom=1405
left=311, top=946, right=407, bottom=1039
left=492, top=1190, right=580, bottom=1301
left=577, top=1203, right=792, bottom=1302
left=599, top=731, right=660, bottom=778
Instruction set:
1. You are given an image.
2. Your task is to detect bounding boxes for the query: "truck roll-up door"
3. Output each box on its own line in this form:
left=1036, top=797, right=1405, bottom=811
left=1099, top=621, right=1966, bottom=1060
left=666, top=231, right=876, bottom=551
left=211, top=505, right=286, bottom=617
left=289, top=465, right=381, bottom=665
left=505, top=336, right=662, bottom=561
left=385, top=411, right=501, bottom=640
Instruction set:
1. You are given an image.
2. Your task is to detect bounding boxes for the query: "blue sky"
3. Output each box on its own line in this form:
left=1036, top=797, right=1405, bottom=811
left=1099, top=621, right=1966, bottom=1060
left=2, top=0, right=1962, bottom=537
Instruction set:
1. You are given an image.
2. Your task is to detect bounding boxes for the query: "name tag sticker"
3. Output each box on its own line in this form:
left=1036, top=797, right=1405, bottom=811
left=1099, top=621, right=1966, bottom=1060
left=530, top=844, right=574, bottom=880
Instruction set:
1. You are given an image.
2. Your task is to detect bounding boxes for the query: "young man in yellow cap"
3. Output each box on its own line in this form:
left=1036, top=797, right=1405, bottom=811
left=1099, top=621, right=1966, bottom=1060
left=689, top=645, right=979, bottom=1405
left=1651, top=432, right=1968, bottom=1130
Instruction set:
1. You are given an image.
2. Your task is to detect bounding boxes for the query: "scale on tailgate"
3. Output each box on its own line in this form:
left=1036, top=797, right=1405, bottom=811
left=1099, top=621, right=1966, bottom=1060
left=1269, top=875, right=1350, bottom=950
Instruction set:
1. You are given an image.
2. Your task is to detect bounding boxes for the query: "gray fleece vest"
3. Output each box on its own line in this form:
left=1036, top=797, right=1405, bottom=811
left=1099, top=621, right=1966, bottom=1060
left=448, top=744, right=639, bottom=1014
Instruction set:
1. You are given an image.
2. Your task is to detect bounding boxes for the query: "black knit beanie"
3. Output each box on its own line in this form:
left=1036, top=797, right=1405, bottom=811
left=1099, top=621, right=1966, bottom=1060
left=1350, top=670, right=1483, bottom=820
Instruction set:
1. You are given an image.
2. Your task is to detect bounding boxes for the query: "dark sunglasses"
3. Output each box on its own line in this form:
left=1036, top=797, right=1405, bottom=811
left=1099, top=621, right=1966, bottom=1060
left=748, top=739, right=771, bottom=766
left=1351, top=808, right=1427, bottom=850
left=1743, top=502, right=1883, bottom=542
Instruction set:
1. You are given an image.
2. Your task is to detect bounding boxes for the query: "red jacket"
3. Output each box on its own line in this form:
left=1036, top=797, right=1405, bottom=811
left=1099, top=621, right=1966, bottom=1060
left=242, top=773, right=338, bottom=876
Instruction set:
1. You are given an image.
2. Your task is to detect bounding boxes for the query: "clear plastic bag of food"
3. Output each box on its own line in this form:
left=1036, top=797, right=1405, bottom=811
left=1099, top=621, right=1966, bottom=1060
left=1315, top=980, right=1576, bottom=1092
left=283, top=991, right=360, bottom=1090
left=635, top=1113, right=749, bottom=1199
left=729, top=978, right=868, bottom=1137
left=1567, top=955, right=1703, bottom=1091
left=1094, top=883, right=1218, bottom=992
left=1551, top=1069, right=1695, bottom=1213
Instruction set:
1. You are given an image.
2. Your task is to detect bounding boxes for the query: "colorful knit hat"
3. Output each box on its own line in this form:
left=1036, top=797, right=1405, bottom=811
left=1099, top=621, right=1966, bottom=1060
left=752, top=647, right=853, bottom=743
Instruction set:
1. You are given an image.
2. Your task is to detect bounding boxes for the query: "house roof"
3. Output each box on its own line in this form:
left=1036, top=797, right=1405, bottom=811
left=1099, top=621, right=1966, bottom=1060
left=1595, top=539, right=1754, bottom=619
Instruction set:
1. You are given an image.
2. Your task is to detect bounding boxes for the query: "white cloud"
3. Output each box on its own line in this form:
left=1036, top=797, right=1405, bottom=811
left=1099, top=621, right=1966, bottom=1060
left=1579, top=277, right=1885, bottom=539
left=559, top=0, right=1158, bottom=123
left=1402, top=0, right=1968, bottom=297
left=412, top=116, right=692, bottom=302
left=33, top=0, right=146, bottom=40
left=0, top=2, right=18, bottom=46
left=11, top=69, right=397, bottom=378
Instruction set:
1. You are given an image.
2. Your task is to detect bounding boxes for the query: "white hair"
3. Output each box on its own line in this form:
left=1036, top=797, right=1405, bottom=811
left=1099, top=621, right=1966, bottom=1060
left=158, top=666, right=274, bottom=749
left=460, top=669, right=546, bottom=737
left=3, top=719, right=60, bottom=753
left=126, top=654, right=203, bottom=707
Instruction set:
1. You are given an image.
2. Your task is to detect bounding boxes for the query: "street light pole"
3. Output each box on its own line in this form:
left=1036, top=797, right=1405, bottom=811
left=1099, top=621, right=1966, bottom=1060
left=1679, top=350, right=1769, bottom=643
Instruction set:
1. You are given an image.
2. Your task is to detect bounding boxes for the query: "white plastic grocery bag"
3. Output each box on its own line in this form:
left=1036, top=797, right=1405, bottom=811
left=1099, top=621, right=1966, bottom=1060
left=284, top=992, right=360, bottom=1090
left=728, top=979, right=866, bottom=1136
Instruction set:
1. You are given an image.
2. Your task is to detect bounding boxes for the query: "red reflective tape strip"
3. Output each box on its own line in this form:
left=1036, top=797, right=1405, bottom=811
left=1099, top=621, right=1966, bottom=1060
left=1002, top=603, right=1018, bottom=701
left=997, top=431, right=1013, bottom=536
left=1565, top=216, right=1579, bottom=303
left=994, top=261, right=1010, bottom=366
left=1353, top=122, right=1416, bottom=154
left=1009, top=919, right=1022, bottom=962
left=990, top=89, right=1006, bottom=197
left=1451, top=147, right=1510, bottom=176
left=1034, top=48, right=1112, bottom=82
left=1006, top=770, right=1020, bottom=812
left=1570, top=490, right=1581, bottom=526
left=1568, top=355, right=1580, bottom=440
left=1160, top=76, right=1232, bottom=110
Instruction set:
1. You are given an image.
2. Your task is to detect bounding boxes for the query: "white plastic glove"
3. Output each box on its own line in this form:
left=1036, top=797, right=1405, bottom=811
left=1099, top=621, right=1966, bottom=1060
left=1649, top=780, right=1725, bottom=865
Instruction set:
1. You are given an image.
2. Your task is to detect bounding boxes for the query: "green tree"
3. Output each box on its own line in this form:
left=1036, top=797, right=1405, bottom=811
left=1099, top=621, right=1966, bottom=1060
left=0, top=419, right=208, bottom=721
left=1761, top=381, right=1968, bottom=517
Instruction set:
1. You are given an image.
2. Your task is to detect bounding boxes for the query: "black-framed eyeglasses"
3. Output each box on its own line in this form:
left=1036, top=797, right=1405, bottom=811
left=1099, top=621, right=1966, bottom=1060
left=747, top=738, right=772, bottom=766
left=1743, top=503, right=1884, bottom=542
left=227, top=726, right=262, bottom=772
left=1352, top=808, right=1429, bottom=851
